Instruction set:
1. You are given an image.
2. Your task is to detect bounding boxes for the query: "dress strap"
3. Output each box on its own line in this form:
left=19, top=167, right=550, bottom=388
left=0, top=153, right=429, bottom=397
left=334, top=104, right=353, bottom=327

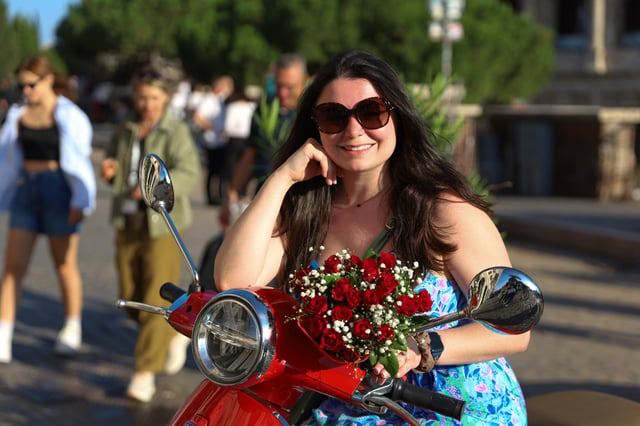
left=363, top=218, right=396, bottom=259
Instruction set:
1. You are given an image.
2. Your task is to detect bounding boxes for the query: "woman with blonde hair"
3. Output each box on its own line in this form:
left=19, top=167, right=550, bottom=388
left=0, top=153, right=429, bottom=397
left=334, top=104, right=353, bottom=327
left=101, top=65, right=200, bottom=402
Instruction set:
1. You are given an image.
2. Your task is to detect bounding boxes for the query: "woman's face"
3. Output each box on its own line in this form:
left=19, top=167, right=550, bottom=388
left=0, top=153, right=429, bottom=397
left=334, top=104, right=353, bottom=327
left=134, top=83, right=169, bottom=122
left=17, top=71, right=53, bottom=105
left=315, top=77, right=396, bottom=175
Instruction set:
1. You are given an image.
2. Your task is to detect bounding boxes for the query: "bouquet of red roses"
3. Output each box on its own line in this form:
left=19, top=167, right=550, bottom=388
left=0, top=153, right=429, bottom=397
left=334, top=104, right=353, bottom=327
left=289, top=248, right=433, bottom=377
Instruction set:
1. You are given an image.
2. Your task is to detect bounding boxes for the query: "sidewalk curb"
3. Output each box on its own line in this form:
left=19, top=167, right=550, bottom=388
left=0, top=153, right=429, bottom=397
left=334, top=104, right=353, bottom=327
left=498, top=215, right=640, bottom=264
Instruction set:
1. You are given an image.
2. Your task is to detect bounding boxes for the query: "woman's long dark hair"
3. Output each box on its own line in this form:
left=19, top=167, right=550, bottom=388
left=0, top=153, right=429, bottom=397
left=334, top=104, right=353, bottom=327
left=273, top=50, right=490, bottom=288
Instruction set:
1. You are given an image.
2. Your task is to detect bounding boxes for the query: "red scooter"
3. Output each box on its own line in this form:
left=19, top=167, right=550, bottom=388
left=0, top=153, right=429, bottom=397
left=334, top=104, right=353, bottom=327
left=118, top=154, right=544, bottom=426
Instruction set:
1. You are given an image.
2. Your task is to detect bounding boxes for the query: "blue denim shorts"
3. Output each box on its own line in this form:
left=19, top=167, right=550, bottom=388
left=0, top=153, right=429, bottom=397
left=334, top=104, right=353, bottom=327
left=9, top=169, right=80, bottom=236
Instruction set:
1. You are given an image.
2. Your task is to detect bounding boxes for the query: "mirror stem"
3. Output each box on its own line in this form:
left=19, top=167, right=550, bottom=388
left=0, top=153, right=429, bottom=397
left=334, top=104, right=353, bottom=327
left=413, top=311, right=464, bottom=334
left=159, top=205, right=202, bottom=293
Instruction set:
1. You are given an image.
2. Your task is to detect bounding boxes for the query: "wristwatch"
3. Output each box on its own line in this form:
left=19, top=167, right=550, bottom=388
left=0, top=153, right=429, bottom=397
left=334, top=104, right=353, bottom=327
left=428, top=332, right=444, bottom=362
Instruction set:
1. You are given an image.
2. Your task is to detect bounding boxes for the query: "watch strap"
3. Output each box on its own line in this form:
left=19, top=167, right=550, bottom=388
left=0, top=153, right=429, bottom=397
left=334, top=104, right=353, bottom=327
left=428, top=332, right=444, bottom=362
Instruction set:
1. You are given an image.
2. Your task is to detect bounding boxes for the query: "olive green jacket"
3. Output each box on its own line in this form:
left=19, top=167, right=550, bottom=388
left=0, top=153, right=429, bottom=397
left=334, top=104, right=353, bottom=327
left=105, top=111, right=200, bottom=238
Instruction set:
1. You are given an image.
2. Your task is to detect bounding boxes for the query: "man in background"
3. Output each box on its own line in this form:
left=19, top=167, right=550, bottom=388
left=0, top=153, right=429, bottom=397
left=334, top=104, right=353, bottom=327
left=220, top=53, right=308, bottom=227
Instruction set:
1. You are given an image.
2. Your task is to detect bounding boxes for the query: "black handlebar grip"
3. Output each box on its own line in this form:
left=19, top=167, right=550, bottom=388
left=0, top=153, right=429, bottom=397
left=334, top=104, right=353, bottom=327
left=160, top=282, right=186, bottom=303
left=390, top=379, right=466, bottom=421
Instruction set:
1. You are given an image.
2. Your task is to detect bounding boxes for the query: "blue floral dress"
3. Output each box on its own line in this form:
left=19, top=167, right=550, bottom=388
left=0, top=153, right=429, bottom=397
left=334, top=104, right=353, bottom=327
left=301, top=272, right=527, bottom=426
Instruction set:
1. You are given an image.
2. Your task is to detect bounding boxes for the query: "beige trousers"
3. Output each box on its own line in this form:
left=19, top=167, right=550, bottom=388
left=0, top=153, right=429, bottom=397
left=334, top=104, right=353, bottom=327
left=116, top=228, right=182, bottom=373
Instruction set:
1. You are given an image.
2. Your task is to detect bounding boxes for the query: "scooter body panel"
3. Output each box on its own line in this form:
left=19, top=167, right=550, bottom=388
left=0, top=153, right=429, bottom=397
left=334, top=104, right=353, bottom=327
left=170, top=380, right=289, bottom=426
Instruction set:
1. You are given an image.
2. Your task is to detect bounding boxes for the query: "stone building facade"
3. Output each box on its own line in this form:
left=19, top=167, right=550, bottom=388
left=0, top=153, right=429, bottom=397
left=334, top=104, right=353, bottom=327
left=471, top=0, right=639, bottom=200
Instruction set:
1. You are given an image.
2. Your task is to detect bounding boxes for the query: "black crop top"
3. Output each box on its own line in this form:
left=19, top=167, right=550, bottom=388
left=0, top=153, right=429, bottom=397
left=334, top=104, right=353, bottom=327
left=18, top=122, right=60, bottom=161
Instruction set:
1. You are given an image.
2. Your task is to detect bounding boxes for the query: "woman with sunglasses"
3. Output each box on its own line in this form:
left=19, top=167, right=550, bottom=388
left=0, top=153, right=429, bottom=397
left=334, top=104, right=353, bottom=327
left=0, top=55, right=96, bottom=363
left=215, top=50, right=530, bottom=424
left=101, top=65, right=200, bottom=402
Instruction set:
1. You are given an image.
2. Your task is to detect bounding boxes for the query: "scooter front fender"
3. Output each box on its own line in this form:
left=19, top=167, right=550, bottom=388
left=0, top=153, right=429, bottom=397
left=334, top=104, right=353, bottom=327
left=170, top=379, right=289, bottom=426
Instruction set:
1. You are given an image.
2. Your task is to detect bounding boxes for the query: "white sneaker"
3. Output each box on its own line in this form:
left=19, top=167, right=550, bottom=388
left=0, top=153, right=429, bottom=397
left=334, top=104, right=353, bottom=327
left=0, top=336, right=11, bottom=364
left=54, top=322, right=82, bottom=356
left=164, top=333, right=190, bottom=375
left=0, top=322, right=13, bottom=364
left=126, top=371, right=156, bottom=403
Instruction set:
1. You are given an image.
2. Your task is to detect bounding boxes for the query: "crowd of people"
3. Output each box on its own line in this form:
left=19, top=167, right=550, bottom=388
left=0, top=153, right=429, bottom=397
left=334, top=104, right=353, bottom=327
left=0, top=51, right=533, bottom=423
left=0, top=52, right=308, bottom=404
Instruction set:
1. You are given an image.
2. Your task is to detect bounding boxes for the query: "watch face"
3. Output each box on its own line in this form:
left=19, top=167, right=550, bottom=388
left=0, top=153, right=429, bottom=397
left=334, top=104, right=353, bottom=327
left=428, top=332, right=444, bottom=360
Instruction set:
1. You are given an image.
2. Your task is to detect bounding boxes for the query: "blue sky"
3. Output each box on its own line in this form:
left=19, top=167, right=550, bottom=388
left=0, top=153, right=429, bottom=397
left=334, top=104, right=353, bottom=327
left=6, top=0, right=80, bottom=46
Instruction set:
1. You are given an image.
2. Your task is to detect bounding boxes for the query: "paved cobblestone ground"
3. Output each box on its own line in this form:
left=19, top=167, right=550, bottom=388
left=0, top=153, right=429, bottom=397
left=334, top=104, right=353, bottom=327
left=0, top=150, right=638, bottom=424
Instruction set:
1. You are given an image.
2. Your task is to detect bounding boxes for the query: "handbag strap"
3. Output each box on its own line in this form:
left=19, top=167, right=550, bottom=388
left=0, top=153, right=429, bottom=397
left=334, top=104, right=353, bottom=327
left=363, top=218, right=396, bottom=259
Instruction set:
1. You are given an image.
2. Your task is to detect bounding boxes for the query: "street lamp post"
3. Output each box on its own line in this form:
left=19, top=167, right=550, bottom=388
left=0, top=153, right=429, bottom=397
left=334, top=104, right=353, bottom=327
left=428, top=0, right=465, bottom=81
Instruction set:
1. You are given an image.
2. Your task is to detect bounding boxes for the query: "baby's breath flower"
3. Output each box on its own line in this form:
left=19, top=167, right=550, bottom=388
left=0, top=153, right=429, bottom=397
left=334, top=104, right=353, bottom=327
left=290, top=250, right=432, bottom=370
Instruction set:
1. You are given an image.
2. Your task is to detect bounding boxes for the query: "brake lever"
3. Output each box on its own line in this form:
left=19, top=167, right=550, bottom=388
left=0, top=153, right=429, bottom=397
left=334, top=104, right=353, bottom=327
left=353, top=376, right=420, bottom=426
left=352, top=374, right=420, bottom=426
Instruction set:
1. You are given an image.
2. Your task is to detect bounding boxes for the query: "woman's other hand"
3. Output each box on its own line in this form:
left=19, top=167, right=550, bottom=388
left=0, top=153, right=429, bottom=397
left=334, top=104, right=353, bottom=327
left=68, top=207, right=84, bottom=226
left=101, top=158, right=118, bottom=183
left=371, top=337, right=422, bottom=384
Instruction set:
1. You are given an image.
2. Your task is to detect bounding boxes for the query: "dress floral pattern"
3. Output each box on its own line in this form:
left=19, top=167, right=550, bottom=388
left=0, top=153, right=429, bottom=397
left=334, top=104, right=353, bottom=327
left=301, top=272, right=527, bottom=425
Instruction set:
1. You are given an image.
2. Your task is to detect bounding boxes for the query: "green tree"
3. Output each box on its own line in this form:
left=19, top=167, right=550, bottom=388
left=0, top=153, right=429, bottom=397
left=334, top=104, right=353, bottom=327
left=52, top=0, right=554, bottom=104
left=0, top=1, right=39, bottom=79
left=455, top=0, right=555, bottom=103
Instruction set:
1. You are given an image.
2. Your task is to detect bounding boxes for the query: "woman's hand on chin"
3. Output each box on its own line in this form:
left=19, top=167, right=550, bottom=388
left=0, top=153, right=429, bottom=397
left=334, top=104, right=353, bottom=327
left=279, top=138, right=339, bottom=186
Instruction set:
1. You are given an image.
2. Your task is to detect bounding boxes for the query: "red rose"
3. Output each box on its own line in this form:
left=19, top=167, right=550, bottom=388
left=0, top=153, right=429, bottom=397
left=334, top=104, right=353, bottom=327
left=332, top=278, right=353, bottom=301
left=344, top=254, right=361, bottom=272
left=362, top=289, right=381, bottom=308
left=292, top=267, right=311, bottom=288
left=331, top=305, right=354, bottom=322
left=321, top=328, right=345, bottom=352
left=344, top=288, right=362, bottom=309
left=377, top=272, right=398, bottom=298
left=305, top=295, right=328, bottom=315
left=353, top=318, right=373, bottom=340
left=395, top=295, right=418, bottom=316
left=361, top=258, right=379, bottom=281
left=323, top=254, right=342, bottom=273
left=305, top=315, right=328, bottom=339
left=338, top=347, right=360, bottom=363
left=376, top=324, right=395, bottom=343
left=378, top=252, right=397, bottom=270
left=416, top=290, right=433, bottom=312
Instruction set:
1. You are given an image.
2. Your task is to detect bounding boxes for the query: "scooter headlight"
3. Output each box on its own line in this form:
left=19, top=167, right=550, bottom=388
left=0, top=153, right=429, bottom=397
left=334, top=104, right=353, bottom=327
left=192, top=289, right=275, bottom=386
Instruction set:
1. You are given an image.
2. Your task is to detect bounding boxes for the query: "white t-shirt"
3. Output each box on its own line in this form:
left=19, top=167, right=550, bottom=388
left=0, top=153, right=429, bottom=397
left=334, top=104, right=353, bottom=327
left=195, top=93, right=225, bottom=148
left=224, top=100, right=257, bottom=139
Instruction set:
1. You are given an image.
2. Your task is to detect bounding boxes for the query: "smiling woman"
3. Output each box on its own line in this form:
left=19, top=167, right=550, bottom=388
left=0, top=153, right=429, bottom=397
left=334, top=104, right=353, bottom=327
left=214, top=49, right=533, bottom=425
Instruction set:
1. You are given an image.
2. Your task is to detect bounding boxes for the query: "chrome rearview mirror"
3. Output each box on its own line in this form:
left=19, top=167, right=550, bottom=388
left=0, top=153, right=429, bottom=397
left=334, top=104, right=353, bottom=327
left=139, top=153, right=174, bottom=213
left=138, top=153, right=201, bottom=292
left=415, top=267, right=544, bottom=335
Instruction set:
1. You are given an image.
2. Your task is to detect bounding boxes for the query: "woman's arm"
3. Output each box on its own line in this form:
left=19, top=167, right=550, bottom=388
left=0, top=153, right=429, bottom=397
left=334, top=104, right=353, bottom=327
left=433, top=193, right=530, bottom=366
left=376, top=193, right=530, bottom=381
left=214, top=139, right=339, bottom=291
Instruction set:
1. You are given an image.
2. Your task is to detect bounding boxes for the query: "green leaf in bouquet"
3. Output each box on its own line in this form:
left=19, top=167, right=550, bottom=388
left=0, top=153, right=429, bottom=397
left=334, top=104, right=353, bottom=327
left=369, top=352, right=378, bottom=366
left=380, top=351, right=400, bottom=378
left=391, top=339, right=408, bottom=352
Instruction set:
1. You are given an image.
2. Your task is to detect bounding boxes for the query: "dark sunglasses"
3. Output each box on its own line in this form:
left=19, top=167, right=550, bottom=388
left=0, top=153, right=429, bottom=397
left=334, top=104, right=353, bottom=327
left=17, top=75, right=45, bottom=91
left=312, top=97, right=394, bottom=134
left=135, top=69, right=164, bottom=83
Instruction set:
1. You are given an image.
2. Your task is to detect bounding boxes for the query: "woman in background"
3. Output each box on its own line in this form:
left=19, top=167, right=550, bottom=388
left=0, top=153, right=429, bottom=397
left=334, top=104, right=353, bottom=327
left=101, top=65, right=200, bottom=403
left=0, top=55, right=96, bottom=363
